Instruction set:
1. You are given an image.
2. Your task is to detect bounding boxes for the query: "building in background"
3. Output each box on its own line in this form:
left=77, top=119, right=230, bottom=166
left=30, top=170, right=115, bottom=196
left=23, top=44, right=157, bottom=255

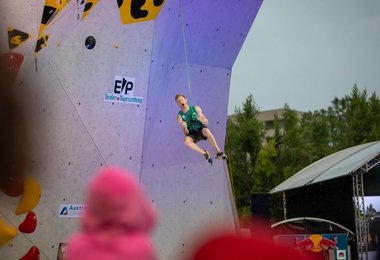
left=257, top=109, right=304, bottom=139
left=228, top=108, right=305, bottom=140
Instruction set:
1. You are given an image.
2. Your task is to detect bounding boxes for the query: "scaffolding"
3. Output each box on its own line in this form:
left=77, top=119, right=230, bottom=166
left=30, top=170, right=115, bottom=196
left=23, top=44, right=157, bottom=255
left=352, top=153, right=380, bottom=260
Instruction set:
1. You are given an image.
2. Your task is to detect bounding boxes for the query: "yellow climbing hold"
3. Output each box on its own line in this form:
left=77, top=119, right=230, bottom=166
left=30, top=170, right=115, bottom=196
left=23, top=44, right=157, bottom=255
left=0, top=218, right=17, bottom=246
left=15, top=176, right=41, bottom=215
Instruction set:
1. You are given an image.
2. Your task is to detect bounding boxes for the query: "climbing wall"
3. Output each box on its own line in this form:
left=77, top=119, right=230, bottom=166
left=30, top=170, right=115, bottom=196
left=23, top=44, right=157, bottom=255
left=141, top=1, right=262, bottom=258
left=0, top=0, right=262, bottom=259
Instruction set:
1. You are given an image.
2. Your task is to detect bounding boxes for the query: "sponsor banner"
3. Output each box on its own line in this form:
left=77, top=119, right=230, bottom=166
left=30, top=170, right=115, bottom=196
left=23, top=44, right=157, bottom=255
left=274, top=233, right=348, bottom=259
left=104, top=93, right=143, bottom=105
left=58, top=204, right=86, bottom=218
left=114, top=76, right=134, bottom=95
left=104, top=75, right=143, bottom=105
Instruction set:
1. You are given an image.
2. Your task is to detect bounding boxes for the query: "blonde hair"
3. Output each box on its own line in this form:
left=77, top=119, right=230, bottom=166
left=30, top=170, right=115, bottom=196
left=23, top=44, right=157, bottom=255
left=175, top=94, right=186, bottom=102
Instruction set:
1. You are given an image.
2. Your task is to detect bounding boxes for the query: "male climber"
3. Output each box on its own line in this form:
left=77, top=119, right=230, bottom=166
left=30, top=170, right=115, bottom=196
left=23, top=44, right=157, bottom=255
left=175, top=94, right=227, bottom=165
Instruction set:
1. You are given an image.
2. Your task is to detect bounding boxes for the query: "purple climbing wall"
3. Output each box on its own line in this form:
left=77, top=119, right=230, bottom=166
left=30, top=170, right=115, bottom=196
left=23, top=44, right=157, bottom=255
left=140, top=1, right=262, bottom=258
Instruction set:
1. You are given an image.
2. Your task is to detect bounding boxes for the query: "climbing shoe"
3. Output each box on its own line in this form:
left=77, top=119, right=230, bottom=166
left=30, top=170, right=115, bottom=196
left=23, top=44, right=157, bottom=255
left=204, top=150, right=213, bottom=166
left=216, top=151, right=228, bottom=160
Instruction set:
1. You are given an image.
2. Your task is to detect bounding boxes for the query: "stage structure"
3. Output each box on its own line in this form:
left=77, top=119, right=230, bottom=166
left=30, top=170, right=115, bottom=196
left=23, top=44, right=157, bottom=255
left=271, top=141, right=380, bottom=259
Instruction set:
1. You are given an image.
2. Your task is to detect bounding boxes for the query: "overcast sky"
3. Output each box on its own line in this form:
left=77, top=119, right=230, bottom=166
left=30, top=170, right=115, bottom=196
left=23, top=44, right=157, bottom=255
left=365, top=196, right=380, bottom=212
left=228, top=0, right=380, bottom=115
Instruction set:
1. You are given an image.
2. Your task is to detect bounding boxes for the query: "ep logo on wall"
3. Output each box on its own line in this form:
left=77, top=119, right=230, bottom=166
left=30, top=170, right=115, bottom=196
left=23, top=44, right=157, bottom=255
left=104, top=76, right=143, bottom=105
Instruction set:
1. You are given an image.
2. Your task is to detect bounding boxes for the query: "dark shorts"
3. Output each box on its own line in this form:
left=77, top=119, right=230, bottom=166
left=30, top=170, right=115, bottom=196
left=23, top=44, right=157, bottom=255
left=187, top=127, right=207, bottom=143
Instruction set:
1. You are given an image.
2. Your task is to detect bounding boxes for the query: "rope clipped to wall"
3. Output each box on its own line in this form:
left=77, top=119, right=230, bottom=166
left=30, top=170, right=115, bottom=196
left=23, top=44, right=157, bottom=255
left=179, top=0, right=193, bottom=105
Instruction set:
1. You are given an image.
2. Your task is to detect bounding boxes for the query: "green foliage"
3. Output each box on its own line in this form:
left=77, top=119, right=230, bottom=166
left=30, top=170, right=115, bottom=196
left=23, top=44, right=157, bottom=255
left=301, top=110, right=331, bottom=160
left=226, top=85, right=380, bottom=221
left=254, top=139, right=279, bottom=191
left=276, top=105, right=314, bottom=180
left=326, top=85, right=380, bottom=151
left=226, top=94, right=264, bottom=210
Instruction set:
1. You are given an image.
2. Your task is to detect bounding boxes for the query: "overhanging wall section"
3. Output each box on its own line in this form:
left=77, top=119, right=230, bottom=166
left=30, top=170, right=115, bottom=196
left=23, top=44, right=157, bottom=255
left=142, top=61, right=234, bottom=259
left=141, top=1, right=262, bottom=259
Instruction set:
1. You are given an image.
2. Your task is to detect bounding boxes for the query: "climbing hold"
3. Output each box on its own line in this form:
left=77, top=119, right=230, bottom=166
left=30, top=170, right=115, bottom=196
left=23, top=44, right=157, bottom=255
left=81, top=0, right=99, bottom=21
left=15, top=176, right=41, bottom=215
left=0, top=218, right=17, bottom=246
left=38, top=0, right=70, bottom=36
left=85, top=36, right=96, bottom=50
left=18, top=211, right=37, bottom=233
left=19, top=246, right=40, bottom=260
left=117, top=0, right=165, bottom=24
left=0, top=52, right=24, bottom=86
left=7, top=27, right=32, bottom=50
left=34, top=34, right=49, bottom=54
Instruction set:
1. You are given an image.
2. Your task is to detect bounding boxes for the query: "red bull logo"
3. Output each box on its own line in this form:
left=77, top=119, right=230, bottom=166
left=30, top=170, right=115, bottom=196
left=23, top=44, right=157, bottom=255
left=296, top=234, right=338, bottom=252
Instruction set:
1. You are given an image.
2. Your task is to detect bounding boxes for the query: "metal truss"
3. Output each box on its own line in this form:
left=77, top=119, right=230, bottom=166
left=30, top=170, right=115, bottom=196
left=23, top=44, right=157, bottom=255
left=359, top=153, right=380, bottom=172
left=352, top=169, right=368, bottom=259
left=352, top=152, right=380, bottom=259
left=283, top=192, right=287, bottom=220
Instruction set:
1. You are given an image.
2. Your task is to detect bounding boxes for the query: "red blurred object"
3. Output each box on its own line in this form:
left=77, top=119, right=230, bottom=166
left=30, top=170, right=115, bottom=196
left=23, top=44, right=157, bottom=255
left=19, top=211, right=37, bottom=233
left=19, top=246, right=40, bottom=260
left=0, top=52, right=24, bottom=86
left=295, top=237, right=314, bottom=251
left=190, top=217, right=320, bottom=260
left=319, top=237, right=338, bottom=250
left=191, top=233, right=310, bottom=260
left=0, top=170, right=24, bottom=196
left=0, top=51, right=26, bottom=197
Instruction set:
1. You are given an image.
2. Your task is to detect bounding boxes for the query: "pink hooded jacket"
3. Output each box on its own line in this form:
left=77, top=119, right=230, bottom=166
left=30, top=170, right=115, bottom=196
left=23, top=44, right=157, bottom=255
left=66, top=167, right=157, bottom=260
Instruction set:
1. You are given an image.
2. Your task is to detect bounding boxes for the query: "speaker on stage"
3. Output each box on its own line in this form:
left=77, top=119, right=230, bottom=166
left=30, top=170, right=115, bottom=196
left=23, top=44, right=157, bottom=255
left=250, top=193, right=271, bottom=218
left=250, top=193, right=271, bottom=233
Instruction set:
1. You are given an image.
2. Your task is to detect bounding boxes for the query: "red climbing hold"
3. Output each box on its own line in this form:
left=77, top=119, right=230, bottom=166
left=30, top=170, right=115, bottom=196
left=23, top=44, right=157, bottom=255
left=19, top=245, right=40, bottom=260
left=0, top=52, right=24, bottom=86
left=18, top=211, right=37, bottom=234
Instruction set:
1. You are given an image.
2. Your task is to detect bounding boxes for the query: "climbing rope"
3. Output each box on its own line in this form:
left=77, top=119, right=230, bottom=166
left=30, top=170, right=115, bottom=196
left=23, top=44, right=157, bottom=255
left=225, top=129, right=237, bottom=200
left=179, top=0, right=193, bottom=105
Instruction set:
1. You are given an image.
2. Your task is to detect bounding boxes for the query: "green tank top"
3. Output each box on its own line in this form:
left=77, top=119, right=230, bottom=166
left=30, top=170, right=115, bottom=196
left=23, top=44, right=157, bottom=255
left=178, top=105, right=203, bottom=132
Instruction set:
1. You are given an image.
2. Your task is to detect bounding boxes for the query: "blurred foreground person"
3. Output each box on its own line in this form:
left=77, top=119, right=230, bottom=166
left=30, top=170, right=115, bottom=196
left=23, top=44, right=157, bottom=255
left=66, top=167, right=157, bottom=260
left=189, top=233, right=310, bottom=260
left=0, top=53, right=28, bottom=196
left=188, top=219, right=317, bottom=260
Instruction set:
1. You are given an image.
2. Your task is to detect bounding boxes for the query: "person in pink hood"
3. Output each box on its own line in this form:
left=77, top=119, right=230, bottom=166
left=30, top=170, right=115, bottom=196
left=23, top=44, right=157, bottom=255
left=66, top=167, right=157, bottom=260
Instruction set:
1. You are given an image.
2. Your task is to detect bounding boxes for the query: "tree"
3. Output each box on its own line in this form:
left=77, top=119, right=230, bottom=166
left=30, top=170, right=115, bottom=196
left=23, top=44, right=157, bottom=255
left=226, top=95, right=264, bottom=217
left=301, top=110, right=331, bottom=161
left=276, top=105, right=313, bottom=180
left=367, top=91, right=380, bottom=141
left=227, top=85, right=379, bottom=222
left=254, top=139, right=279, bottom=192
left=326, top=85, right=380, bottom=151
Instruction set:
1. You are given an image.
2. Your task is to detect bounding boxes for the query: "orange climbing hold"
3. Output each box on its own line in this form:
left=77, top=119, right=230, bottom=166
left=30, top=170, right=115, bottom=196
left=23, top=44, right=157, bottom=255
left=15, top=176, right=42, bottom=216
left=0, top=218, right=17, bottom=246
